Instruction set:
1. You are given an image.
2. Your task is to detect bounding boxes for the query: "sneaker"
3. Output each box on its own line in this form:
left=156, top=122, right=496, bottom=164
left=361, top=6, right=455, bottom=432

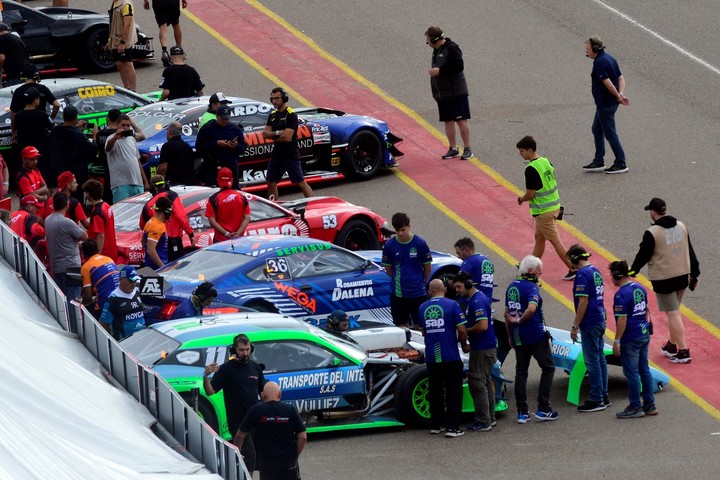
left=460, top=147, right=473, bottom=160
left=603, top=396, right=612, bottom=407
left=660, top=341, right=677, bottom=358
left=490, top=420, right=498, bottom=427
left=441, top=147, right=460, bottom=159
left=604, top=164, right=629, bottom=174
left=429, top=427, right=446, bottom=435
left=669, top=349, right=692, bottom=364
left=616, top=405, right=645, bottom=419
left=517, top=412, right=530, bottom=424
left=466, top=421, right=492, bottom=432
left=445, top=429, right=465, bottom=438
left=562, top=270, right=576, bottom=281
left=642, top=404, right=659, bottom=416
left=534, top=409, right=559, bottom=421
left=582, top=161, right=605, bottom=172
left=577, top=401, right=608, bottom=413
left=161, top=50, right=171, bottom=67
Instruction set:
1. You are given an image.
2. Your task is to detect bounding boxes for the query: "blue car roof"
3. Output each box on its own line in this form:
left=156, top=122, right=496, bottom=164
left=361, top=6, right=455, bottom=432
left=205, top=234, right=338, bottom=255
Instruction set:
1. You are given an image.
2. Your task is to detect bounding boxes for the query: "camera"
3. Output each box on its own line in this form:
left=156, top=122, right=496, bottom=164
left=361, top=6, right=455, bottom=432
left=121, top=129, right=134, bottom=137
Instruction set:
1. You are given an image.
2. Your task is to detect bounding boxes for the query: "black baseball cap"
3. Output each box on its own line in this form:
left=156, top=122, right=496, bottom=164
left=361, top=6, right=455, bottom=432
left=23, top=87, right=42, bottom=102
left=169, top=46, right=184, bottom=56
left=643, top=197, right=666, bottom=212
left=216, top=105, right=232, bottom=119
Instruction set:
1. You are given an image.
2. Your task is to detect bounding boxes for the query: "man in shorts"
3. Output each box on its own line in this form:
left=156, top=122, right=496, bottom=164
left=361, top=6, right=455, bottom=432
left=108, top=0, right=138, bottom=91
left=143, top=0, right=186, bottom=67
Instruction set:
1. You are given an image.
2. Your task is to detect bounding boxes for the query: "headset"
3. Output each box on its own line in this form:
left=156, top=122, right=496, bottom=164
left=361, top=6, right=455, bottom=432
left=568, top=251, right=591, bottom=265
left=609, top=261, right=629, bottom=280
left=519, top=273, right=539, bottom=283
left=231, top=333, right=254, bottom=354
left=153, top=201, right=173, bottom=216
left=193, top=282, right=217, bottom=303
left=327, top=310, right=348, bottom=328
left=588, top=36, right=605, bottom=53
left=454, top=271, right=474, bottom=290
left=276, top=87, right=289, bottom=103
left=429, top=31, right=444, bottom=44
left=610, top=269, right=624, bottom=280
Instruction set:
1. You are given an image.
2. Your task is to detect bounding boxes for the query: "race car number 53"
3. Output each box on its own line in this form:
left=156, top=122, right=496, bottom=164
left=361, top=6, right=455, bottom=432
left=322, top=215, right=337, bottom=229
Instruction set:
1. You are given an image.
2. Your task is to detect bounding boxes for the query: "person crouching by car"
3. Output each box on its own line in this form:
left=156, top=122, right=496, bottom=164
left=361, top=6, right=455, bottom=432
left=323, top=309, right=350, bottom=337
left=99, top=265, right=145, bottom=340
left=172, top=281, right=217, bottom=319
left=142, top=195, right=172, bottom=269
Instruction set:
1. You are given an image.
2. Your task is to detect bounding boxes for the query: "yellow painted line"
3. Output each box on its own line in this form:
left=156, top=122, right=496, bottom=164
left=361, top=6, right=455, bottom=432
left=186, top=1, right=719, bottom=416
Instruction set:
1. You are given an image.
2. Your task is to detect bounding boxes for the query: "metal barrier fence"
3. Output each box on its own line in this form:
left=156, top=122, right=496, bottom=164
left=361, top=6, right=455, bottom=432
left=0, top=223, right=248, bottom=480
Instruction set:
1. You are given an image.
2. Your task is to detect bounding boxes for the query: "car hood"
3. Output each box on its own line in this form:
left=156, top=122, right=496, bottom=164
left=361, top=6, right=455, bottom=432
left=280, top=196, right=374, bottom=216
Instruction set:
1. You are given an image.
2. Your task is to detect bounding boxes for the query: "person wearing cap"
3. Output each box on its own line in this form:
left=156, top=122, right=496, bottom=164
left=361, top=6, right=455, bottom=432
left=264, top=86, right=313, bottom=200
left=196, top=104, right=246, bottom=188
left=199, top=92, right=231, bottom=128
left=140, top=174, right=193, bottom=261
left=99, top=265, right=146, bottom=340
left=105, top=113, right=149, bottom=202
left=142, top=194, right=172, bottom=269
left=157, top=121, right=194, bottom=185
left=108, top=0, right=138, bottom=91
left=11, top=195, right=45, bottom=246
left=16, top=146, right=49, bottom=216
left=47, top=105, right=98, bottom=198
left=630, top=198, right=700, bottom=364
left=82, top=179, right=118, bottom=261
left=323, top=309, right=350, bottom=336
left=44, top=172, right=89, bottom=229
left=205, top=167, right=250, bottom=243
left=172, top=281, right=217, bottom=318
left=582, top=35, right=630, bottom=174
left=10, top=64, right=60, bottom=123
left=13, top=88, right=53, bottom=183
left=80, top=239, right=120, bottom=319
left=158, top=45, right=204, bottom=101
left=45, top=192, right=88, bottom=299
left=143, top=0, right=187, bottom=67
left=0, top=22, right=29, bottom=86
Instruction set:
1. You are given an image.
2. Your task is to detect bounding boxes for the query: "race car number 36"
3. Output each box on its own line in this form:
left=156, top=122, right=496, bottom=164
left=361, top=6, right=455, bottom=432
left=266, top=257, right=290, bottom=280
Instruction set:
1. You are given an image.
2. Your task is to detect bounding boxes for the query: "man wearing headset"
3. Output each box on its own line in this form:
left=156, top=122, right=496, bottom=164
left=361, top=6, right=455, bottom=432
left=583, top=35, right=631, bottom=174
left=142, top=195, right=171, bottom=269
left=425, top=26, right=473, bottom=161
left=172, top=281, right=217, bottom=318
left=567, top=244, right=609, bottom=413
left=263, top=86, right=313, bottom=200
left=204, top=334, right=265, bottom=474
left=323, top=309, right=350, bottom=336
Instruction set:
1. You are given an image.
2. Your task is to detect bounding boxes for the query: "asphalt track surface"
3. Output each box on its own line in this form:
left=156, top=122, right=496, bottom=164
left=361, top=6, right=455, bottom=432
left=41, top=1, right=720, bottom=478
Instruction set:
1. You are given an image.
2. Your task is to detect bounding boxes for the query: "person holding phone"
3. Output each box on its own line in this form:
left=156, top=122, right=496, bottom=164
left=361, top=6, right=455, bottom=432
left=196, top=105, right=245, bottom=188
left=105, top=113, right=149, bottom=202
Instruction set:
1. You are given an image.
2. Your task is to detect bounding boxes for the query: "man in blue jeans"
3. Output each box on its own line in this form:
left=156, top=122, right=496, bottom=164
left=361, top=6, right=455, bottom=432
left=582, top=35, right=631, bottom=174
left=567, top=244, right=609, bottom=412
left=609, top=260, right=657, bottom=418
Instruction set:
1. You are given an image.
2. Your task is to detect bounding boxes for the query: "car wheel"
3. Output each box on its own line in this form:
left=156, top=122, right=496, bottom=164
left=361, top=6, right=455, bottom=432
left=180, top=393, right=219, bottom=432
left=394, top=365, right=431, bottom=428
left=341, top=130, right=382, bottom=181
left=244, top=300, right=278, bottom=313
left=335, top=219, right=380, bottom=250
left=84, top=28, right=116, bottom=73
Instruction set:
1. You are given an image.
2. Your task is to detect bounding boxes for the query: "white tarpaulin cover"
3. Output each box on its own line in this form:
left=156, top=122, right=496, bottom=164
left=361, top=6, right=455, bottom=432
left=0, top=264, right=221, bottom=480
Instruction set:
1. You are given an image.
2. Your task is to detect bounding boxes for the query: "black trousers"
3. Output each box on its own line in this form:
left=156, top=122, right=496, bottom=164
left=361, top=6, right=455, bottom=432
left=514, top=338, right=555, bottom=413
left=258, top=460, right=300, bottom=480
left=426, top=360, right=464, bottom=430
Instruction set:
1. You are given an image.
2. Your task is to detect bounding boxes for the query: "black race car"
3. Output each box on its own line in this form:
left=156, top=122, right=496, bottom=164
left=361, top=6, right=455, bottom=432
left=1, top=0, right=154, bottom=73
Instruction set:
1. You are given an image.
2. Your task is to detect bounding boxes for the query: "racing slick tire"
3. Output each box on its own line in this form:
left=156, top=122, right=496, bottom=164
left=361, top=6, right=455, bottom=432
left=341, top=131, right=383, bottom=181
left=84, top=28, right=116, bottom=73
left=394, top=365, right=431, bottom=428
left=335, top=219, right=380, bottom=251
left=181, top=393, right=219, bottom=432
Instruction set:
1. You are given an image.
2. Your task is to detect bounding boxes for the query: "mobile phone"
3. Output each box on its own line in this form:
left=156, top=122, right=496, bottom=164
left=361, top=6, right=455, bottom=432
left=121, top=129, right=134, bottom=137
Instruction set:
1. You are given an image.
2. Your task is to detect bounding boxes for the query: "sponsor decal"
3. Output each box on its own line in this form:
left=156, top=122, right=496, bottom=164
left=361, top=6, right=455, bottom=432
left=140, top=277, right=164, bottom=297
left=292, top=397, right=340, bottom=412
left=77, top=85, right=115, bottom=98
left=552, top=344, right=570, bottom=357
left=245, top=224, right=299, bottom=236
left=274, top=281, right=317, bottom=313
left=332, top=278, right=374, bottom=301
left=176, top=351, right=201, bottom=365
left=322, top=215, right=337, bottom=229
left=277, top=369, right=364, bottom=390
left=275, top=243, right=331, bottom=257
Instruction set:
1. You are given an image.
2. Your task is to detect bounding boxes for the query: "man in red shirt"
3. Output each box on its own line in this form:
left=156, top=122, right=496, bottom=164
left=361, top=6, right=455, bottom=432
left=82, top=179, right=118, bottom=261
left=16, top=146, right=49, bottom=217
left=205, top=168, right=250, bottom=243
left=11, top=195, right=45, bottom=245
left=44, top=171, right=89, bottom=228
left=139, top=175, right=194, bottom=261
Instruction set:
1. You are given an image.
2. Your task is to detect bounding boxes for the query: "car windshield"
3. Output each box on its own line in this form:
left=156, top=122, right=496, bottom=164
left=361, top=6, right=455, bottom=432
left=159, top=250, right=255, bottom=283
left=113, top=199, right=146, bottom=232
left=128, top=106, right=193, bottom=134
left=121, top=329, right=181, bottom=366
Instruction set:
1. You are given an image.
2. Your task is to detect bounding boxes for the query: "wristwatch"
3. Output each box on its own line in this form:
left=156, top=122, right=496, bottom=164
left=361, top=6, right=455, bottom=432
left=571, top=325, right=579, bottom=330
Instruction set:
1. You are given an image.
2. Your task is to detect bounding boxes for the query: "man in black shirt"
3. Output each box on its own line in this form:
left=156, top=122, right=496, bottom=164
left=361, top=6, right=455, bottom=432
left=0, top=23, right=29, bottom=86
left=14, top=87, right=53, bottom=185
left=203, top=334, right=264, bottom=474
left=10, top=64, right=60, bottom=121
left=236, top=382, right=307, bottom=480
left=196, top=105, right=245, bottom=187
left=263, top=87, right=313, bottom=201
left=47, top=106, right=98, bottom=199
left=157, top=120, right=195, bottom=185
left=159, top=46, right=204, bottom=101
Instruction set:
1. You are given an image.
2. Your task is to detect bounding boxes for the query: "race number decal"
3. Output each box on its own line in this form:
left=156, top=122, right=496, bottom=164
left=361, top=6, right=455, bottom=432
left=265, top=257, right=291, bottom=280
left=322, top=215, right=337, bottom=229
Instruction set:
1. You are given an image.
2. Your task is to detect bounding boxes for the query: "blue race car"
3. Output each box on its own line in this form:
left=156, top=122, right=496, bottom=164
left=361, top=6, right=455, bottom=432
left=143, top=235, right=394, bottom=325
left=128, top=97, right=404, bottom=191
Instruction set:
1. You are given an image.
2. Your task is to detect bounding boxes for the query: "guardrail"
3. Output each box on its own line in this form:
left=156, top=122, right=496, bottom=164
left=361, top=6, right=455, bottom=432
left=0, top=223, right=248, bottom=480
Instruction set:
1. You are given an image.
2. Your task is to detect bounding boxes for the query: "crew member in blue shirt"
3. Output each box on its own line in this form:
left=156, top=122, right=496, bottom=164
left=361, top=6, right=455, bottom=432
left=504, top=255, right=558, bottom=424
left=610, top=260, right=657, bottom=419
left=381, top=212, right=431, bottom=327
left=567, top=244, right=609, bottom=413
left=453, top=271, right=496, bottom=432
left=419, top=279, right=467, bottom=438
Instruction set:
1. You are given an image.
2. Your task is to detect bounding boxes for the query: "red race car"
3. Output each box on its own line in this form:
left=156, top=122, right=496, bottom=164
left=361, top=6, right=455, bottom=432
left=112, top=185, right=392, bottom=265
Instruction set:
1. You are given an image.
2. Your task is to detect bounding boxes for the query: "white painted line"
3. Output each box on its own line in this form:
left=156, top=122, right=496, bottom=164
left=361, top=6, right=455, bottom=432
left=590, top=0, right=720, bottom=76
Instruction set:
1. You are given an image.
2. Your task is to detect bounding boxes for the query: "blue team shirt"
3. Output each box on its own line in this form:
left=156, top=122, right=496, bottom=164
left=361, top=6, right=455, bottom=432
left=381, top=234, right=431, bottom=298
left=460, top=253, right=494, bottom=300
left=419, top=297, right=466, bottom=363
left=505, top=279, right=546, bottom=346
left=613, top=282, right=650, bottom=343
left=573, top=264, right=606, bottom=329
left=591, top=51, right=623, bottom=108
left=465, top=290, right=496, bottom=350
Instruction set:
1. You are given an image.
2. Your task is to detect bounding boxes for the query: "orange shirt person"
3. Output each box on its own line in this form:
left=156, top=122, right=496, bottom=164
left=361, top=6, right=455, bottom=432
left=205, top=168, right=250, bottom=243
